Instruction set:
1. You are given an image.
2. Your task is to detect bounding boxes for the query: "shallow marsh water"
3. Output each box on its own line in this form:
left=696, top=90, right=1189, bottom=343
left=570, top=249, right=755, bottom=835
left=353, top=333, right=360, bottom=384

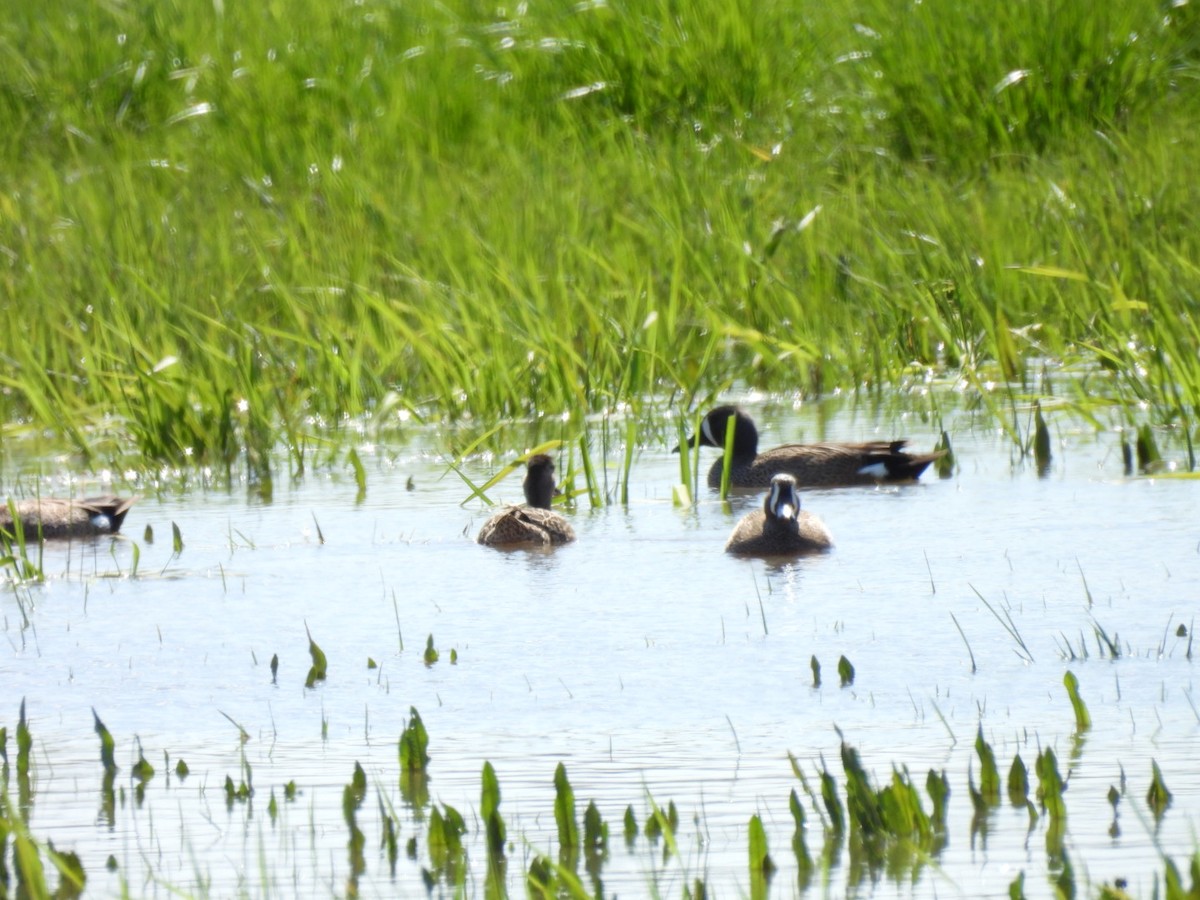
left=3, top=403, right=1200, bottom=898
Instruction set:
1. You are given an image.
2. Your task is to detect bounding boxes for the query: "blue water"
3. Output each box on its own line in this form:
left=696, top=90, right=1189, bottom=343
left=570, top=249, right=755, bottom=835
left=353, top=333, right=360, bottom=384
left=3, top=402, right=1199, bottom=898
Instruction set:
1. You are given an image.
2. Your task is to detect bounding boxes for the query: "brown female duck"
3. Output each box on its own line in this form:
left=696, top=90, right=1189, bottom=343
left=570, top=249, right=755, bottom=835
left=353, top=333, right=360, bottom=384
left=676, top=406, right=944, bottom=489
left=725, top=474, right=833, bottom=556
left=477, top=455, right=576, bottom=547
left=0, top=495, right=137, bottom=541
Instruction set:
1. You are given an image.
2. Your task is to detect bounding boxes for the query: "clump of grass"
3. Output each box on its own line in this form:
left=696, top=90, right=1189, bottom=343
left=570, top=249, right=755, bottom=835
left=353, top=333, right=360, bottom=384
left=857, top=0, right=1190, bottom=166
left=974, top=726, right=1001, bottom=807
left=3, top=0, right=1200, bottom=478
left=13, top=705, right=1200, bottom=895
left=425, top=804, right=467, bottom=891
left=0, top=792, right=86, bottom=898
left=399, top=707, right=430, bottom=813
left=1035, top=747, right=1067, bottom=849
left=0, top=503, right=44, bottom=585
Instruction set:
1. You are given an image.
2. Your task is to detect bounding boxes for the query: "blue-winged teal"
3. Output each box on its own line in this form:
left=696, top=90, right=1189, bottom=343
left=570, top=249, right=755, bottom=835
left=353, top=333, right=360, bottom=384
left=0, top=495, right=137, bottom=541
left=477, top=454, right=576, bottom=547
left=676, top=406, right=945, bottom=489
left=725, top=474, right=833, bottom=556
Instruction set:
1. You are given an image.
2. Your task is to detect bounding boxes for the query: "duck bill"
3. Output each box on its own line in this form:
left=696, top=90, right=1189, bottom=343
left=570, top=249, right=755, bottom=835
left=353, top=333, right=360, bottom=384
left=767, top=480, right=800, bottom=521
left=670, top=434, right=698, bottom=454
left=772, top=500, right=797, bottom=520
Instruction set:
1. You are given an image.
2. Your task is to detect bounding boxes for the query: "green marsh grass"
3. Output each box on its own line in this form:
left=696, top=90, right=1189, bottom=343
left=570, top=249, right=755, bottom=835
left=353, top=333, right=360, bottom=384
left=8, top=698, right=1200, bottom=898
left=3, top=0, right=1200, bottom=475
left=0, top=502, right=44, bottom=585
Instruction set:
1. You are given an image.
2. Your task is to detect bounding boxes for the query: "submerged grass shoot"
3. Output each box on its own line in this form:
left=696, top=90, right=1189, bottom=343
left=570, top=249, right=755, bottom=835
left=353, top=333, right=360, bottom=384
left=1063, top=671, right=1092, bottom=732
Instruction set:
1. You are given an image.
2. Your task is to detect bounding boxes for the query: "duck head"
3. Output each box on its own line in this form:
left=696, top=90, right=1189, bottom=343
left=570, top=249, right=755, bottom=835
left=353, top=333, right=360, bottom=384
left=765, top=473, right=800, bottom=522
left=672, top=406, right=759, bottom=455
left=523, top=454, right=559, bottom=510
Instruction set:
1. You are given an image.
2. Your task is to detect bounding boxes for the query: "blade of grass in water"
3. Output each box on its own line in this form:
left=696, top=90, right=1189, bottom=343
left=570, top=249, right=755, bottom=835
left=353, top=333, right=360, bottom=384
left=578, top=434, right=601, bottom=509
left=619, top=416, right=636, bottom=506
left=719, top=413, right=736, bottom=501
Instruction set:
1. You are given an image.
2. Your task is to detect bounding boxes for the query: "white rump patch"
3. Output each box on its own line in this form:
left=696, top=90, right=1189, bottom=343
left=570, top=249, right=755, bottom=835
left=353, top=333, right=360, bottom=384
left=857, top=462, right=889, bottom=479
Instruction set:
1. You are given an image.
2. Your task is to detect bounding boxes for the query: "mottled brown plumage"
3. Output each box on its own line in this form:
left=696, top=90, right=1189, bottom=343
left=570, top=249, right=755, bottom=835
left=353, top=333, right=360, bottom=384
left=477, top=455, right=575, bottom=547
left=0, top=495, right=137, bottom=541
left=676, top=406, right=945, bottom=489
left=725, top=474, right=832, bottom=556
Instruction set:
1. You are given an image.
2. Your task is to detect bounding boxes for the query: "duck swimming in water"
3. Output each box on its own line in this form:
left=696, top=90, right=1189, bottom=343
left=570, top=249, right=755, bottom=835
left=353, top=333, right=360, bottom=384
left=477, top=455, right=576, bottom=547
left=0, top=495, right=137, bottom=541
left=725, top=474, right=832, bottom=556
left=675, top=406, right=945, bottom=489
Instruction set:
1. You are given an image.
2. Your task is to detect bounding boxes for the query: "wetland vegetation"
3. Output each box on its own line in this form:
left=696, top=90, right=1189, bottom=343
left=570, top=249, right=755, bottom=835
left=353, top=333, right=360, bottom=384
left=3, top=0, right=1200, bottom=897
left=1, top=0, right=1199, bottom=480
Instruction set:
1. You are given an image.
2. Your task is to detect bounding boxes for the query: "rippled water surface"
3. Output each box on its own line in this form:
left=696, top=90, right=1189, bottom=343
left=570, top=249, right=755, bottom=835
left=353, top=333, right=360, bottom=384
left=3, top=404, right=1200, bottom=898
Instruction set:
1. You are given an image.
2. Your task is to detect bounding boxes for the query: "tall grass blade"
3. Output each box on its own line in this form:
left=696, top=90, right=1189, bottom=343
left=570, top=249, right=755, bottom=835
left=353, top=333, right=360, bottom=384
left=553, top=762, right=579, bottom=870
left=304, top=624, right=328, bottom=688
left=788, top=789, right=814, bottom=889
left=1008, top=755, right=1030, bottom=805
left=1063, top=670, right=1092, bottom=731
left=719, top=413, right=736, bottom=501
left=619, top=417, right=636, bottom=506
left=971, top=584, right=1034, bottom=662
left=1033, top=402, right=1052, bottom=475
left=747, top=813, right=775, bottom=899
left=975, top=726, right=1001, bottom=806
left=348, top=447, right=367, bottom=503
left=91, top=709, right=118, bottom=776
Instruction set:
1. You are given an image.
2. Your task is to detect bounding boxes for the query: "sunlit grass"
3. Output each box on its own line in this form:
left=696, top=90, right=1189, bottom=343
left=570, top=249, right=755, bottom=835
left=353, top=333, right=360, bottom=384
left=2, top=0, right=1198, bottom=480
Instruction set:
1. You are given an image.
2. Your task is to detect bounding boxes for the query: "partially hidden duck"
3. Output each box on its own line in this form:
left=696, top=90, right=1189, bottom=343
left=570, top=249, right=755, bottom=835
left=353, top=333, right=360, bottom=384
left=676, top=406, right=945, bottom=489
left=0, top=495, right=137, bottom=541
left=477, top=455, right=575, bottom=547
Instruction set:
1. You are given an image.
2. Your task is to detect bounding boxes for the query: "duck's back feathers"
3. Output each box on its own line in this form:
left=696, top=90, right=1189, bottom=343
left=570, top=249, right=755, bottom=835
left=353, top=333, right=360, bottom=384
left=477, top=506, right=576, bottom=547
left=723, top=439, right=943, bottom=488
